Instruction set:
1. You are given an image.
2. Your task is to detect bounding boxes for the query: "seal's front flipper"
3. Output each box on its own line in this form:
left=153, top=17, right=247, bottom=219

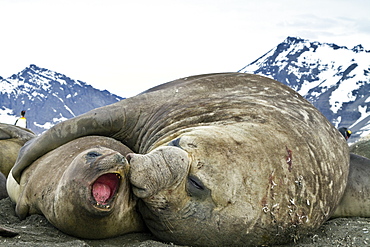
left=332, top=153, right=370, bottom=218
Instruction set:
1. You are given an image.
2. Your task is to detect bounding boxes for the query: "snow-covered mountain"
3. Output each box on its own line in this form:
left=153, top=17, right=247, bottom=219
left=0, top=64, right=123, bottom=134
left=239, top=36, right=370, bottom=143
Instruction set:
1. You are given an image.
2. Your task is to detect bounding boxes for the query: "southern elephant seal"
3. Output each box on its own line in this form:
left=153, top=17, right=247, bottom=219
left=332, top=153, right=370, bottom=218
left=0, top=123, right=35, bottom=177
left=7, top=136, right=144, bottom=239
left=12, top=73, right=351, bottom=246
left=0, top=123, right=34, bottom=199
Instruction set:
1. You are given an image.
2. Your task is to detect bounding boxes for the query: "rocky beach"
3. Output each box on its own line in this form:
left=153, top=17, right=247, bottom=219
left=1, top=197, right=370, bottom=247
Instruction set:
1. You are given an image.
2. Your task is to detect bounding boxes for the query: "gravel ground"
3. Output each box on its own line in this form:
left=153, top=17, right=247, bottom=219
left=1, top=197, right=370, bottom=247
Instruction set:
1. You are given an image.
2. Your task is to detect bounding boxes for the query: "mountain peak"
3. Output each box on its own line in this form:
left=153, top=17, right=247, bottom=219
left=352, top=44, right=370, bottom=53
left=238, top=36, right=370, bottom=143
left=284, top=36, right=306, bottom=44
left=0, top=65, right=123, bottom=134
left=27, top=64, right=40, bottom=70
left=282, top=36, right=352, bottom=52
left=26, top=64, right=57, bottom=75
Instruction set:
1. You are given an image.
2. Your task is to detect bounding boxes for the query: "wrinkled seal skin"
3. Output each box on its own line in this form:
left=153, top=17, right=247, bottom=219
left=12, top=73, right=350, bottom=246
left=0, top=123, right=35, bottom=177
left=8, top=136, right=144, bottom=239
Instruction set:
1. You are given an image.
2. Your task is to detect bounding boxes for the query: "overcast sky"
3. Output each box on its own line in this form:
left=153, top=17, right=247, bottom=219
left=1, top=0, right=369, bottom=97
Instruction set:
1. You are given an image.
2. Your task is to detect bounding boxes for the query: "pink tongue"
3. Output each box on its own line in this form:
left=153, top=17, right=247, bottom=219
left=93, top=182, right=111, bottom=204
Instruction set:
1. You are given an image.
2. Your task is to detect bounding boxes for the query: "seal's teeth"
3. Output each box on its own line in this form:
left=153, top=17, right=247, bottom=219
left=94, top=202, right=111, bottom=209
left=116, top=174, right=121, bottom=179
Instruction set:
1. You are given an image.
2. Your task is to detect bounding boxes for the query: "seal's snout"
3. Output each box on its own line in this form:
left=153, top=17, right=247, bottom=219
left=113, top=153, right=126, bottom=165
left=126, top=153, right=134, bottom=163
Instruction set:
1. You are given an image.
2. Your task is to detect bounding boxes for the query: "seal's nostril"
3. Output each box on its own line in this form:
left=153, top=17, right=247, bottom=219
left=126, top=153, right=133, bottom=162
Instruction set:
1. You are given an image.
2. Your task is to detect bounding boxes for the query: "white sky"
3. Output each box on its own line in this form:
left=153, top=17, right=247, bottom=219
left=1, top=0, right=370, bottom=97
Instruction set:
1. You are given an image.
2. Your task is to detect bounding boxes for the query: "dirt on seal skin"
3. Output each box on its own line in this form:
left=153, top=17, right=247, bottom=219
left=0, top=197, right=370, bottom=247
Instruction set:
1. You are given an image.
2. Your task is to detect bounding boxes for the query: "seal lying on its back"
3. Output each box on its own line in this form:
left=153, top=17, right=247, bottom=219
left=12, top=73, right=352, bottom=246
left=7, top=136, right=144, bottom=239
left=0, top=123, right=35, bottom=177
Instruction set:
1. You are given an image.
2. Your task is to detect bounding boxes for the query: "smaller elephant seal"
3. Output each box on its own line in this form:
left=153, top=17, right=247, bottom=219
left=7, top=136, right=145, bottom=239
left=0, top=123, right=35, bottom=177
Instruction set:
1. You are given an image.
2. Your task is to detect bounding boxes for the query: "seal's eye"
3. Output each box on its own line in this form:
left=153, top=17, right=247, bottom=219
left=87, top=151, right=102, bottom=158
left=168, top=138, right=182, bottom=149
left=86, top=151, right=102, bottom=164
left=187, top=175, right=211, bottom=200
left=188, top=175, right=204, bottom=190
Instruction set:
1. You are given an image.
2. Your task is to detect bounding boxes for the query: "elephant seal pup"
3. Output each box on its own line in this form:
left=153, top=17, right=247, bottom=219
left=0, top=123, right=35, bottom=177
left=7, top=136, right=145, bottom=239
left=12, top=73, right=350, bottom=246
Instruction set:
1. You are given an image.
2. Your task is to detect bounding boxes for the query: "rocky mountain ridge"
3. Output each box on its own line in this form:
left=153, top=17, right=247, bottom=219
left=239, top=36, right=370, bottom=143
left=0, top=64, right=123, bottom=134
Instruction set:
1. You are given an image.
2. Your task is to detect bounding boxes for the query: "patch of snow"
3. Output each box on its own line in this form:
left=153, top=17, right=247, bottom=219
left=0, top=107, right=17, bottom=125
left=332, top=116, right=342, bottom=128
left=0, top=79, right=18, bottom=94
left=64, top=105, right=75, bottom=117
left=52, top=117, right=68, bottom=123
left=350, top=106, right=369, bottom=128
left=34, top=121, right=54, bottom=130
left=52, top=93, right=64, bottom=103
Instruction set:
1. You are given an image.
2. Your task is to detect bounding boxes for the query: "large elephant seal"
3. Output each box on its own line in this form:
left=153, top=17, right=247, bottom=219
left=7, top=136, right=144, bottom=239
left=12, top=73, right=351, bottom=245
left=0, top=123, right=35, bottom=177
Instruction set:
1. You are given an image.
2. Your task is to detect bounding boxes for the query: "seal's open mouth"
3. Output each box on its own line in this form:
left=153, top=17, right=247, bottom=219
left=92, top=173, right=121, bottom=209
